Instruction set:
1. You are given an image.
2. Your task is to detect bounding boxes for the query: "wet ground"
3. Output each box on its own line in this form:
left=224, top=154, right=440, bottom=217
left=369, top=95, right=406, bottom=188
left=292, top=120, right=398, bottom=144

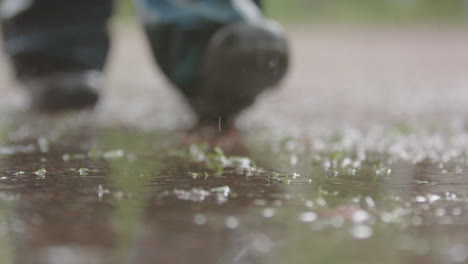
left=1, top=23, right=468, bottom=264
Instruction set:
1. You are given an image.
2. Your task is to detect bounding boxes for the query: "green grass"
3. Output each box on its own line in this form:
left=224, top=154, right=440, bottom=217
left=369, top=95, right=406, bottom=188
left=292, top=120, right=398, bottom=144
left=116, top=0, right=135, bottom=18
left=266, top=0, right=466, bottom=23
left=116, top=0, right=466, bottom=23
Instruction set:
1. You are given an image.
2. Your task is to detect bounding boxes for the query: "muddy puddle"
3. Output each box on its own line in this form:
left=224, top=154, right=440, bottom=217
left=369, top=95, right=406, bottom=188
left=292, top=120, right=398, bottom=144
left=0, top=112, right=467, bottom=264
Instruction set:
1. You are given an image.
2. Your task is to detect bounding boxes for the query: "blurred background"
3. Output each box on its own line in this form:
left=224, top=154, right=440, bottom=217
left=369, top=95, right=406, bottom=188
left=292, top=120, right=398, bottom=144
left=117, top=0, right=467, bottom=24
left=0, top=0, right=467, bottom=128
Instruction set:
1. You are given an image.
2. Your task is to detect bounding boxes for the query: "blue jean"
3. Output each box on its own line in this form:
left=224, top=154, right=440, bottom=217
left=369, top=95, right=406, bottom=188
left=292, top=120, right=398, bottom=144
left=1, top=0, right=263, bottom=96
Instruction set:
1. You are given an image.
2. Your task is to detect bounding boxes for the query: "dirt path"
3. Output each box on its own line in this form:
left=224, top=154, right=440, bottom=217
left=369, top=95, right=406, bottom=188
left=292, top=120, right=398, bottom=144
left=1, top=23, right=467, bottom=129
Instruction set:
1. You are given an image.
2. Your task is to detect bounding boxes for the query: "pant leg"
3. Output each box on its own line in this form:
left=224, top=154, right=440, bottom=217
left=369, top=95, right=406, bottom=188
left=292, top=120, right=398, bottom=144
left=136, top=0, right=263, bottom=99
left=0, top=0, right=113, bottom=79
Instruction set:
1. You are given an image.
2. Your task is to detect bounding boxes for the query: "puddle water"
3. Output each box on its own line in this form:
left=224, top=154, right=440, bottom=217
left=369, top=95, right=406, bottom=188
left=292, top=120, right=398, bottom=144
left=0, top=112, right=467, bottom=264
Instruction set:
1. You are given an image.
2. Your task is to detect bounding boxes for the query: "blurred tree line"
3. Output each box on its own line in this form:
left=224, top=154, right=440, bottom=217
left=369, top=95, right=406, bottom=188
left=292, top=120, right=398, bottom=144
left=117, top=0, right=467, bottom=23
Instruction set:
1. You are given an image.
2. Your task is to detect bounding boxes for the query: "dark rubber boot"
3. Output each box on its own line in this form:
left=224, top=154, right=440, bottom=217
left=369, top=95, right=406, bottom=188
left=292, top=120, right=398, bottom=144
left=190, top=20, right=289, bottom=125
left=0, top=0, right=112, bottom=112
left=20, top=70, right=102, bottom=112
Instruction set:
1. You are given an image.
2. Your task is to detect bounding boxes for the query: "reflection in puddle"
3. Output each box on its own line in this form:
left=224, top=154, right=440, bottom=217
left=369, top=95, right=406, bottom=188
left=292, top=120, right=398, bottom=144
left=0, top=114, right=467, bottom=263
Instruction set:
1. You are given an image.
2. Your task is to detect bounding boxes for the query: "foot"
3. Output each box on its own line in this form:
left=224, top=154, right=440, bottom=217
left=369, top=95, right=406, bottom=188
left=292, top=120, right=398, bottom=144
left=190, top=19, right=290, bottom=125
left=20, top=70, right=103, bottom=112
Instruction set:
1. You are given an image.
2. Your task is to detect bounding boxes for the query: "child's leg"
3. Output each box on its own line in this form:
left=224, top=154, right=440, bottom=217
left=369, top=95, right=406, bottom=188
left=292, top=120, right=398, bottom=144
left=136, top=0, right=263, bottom=94
left=1, top=0, right=114, bottom=110
left=137, top=0, right=289, bottom=125
left=1, top=0, right=113, bottom=77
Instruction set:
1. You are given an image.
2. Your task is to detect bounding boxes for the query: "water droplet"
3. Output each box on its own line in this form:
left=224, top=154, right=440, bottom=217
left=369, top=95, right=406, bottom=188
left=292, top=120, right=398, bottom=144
left=34, top=168, right=47, bottom=178
left=78, top=168, right=90, bottom=176
left=262, top=208, right=276, bottom=218
left=251, top=234, right=273, bottom=253
left=290, top=155, right=298, bottom=166
left=226, top=217, right=240, bottom=229
left=103, top=149, right=125, bottom=160
left=194, top=214, right=208, bottom=225
left=299, top=212, right=317, bottom=223
left=253, top=199, right=267, bottom=206
left=427, top=194, right=441, bottom=203
left=415, top=196, right=426, bottom=203
left=305, top=200, right=314, bottom=208
left=435, top=208, right=446, bottom=217
left=350, top=225, right=373, bottom=240
left=352, top=210, right=370, bottom=224
left=365, top=197, right=376, bottom=208
left=273, top=200, right=283, bottom=207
